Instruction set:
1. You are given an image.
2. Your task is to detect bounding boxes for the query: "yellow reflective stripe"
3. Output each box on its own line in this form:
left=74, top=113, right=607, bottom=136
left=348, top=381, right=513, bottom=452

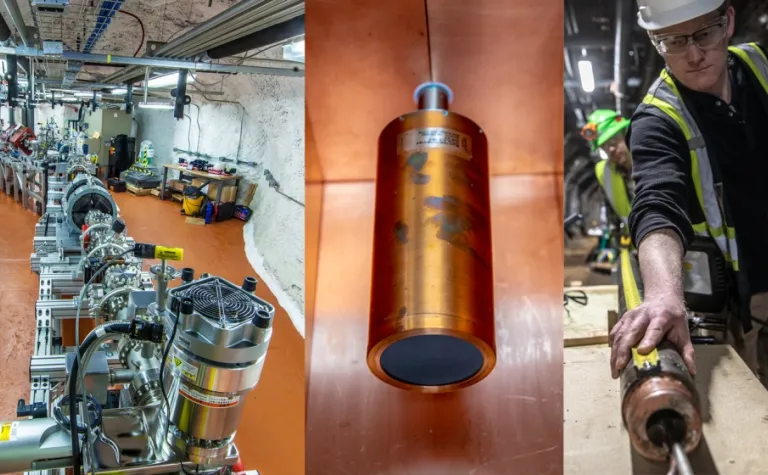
left=642, top=95, right=690, bottom=136
left=726, top=227, right=736, bottom=239
left=730, top=45, right=768, bottom=95
left=595, top=160, right=606, bottom=188
left=643, top=94, right=706, bottom=218
left=708, top=225, right=725, bottom=238
left=692, top=222, right=707, bottom=234
left=609, top=166, right=631, bottom=218
left=749, top=42, right=768, bottom=64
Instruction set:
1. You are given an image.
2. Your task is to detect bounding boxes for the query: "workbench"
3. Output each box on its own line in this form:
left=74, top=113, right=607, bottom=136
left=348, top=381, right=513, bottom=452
left=159, top=164, right=242, bottom=206
left=565, top=345, right=768, bottom=474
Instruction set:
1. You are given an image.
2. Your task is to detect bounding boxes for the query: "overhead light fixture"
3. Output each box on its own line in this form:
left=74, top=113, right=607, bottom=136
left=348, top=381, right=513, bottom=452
left=110, top=88, right=127, bottom=95
left=145, top=73, right=191, bottom=89
left=74, top=91, right=101, bottom=98
left=578, top=60, right=595, bottom=93
left=138, top=102, right=174, bottom=110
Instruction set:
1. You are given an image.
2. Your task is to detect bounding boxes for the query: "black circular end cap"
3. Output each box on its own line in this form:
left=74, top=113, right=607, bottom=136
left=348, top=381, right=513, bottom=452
left=379, top=334, right=484, bottom=387
left=253, top=309, right=272, bottom=329
left=242, top=276, right=257, bottom=292
left=180, top=297, right=194, bottom=315
left=111, top=219, right=125, bottom=234
left=181, top=268, right=195, bottom=283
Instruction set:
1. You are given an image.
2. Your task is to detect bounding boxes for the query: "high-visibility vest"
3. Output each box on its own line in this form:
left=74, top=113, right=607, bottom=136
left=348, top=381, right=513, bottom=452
left=640, top=43, right=768, bottom=272
left=595, top=160, right=631, bottom=223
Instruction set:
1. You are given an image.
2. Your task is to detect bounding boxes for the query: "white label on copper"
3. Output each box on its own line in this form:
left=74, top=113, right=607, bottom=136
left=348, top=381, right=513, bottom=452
left=397, top=128, right=472, bottom=160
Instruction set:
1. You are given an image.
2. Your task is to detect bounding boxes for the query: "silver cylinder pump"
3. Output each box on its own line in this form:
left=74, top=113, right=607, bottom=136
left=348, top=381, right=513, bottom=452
left=62, top=173, right=117, bottom=232
left=162, top=276, right=274, bottom=464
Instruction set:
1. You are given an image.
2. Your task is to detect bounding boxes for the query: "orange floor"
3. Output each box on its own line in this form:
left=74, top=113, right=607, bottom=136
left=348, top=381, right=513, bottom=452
left=0, top=191, right=304, bottom=475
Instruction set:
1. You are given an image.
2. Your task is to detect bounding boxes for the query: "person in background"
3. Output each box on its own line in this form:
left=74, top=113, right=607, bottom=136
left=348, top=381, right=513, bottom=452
left=609, top=0, right=768, bottom=387
left=582, top=109, right=634, bottom=231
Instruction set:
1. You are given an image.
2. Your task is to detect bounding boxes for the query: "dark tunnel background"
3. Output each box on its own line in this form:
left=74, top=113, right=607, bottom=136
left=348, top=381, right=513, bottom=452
left=563, top=0, right=768, bottom=232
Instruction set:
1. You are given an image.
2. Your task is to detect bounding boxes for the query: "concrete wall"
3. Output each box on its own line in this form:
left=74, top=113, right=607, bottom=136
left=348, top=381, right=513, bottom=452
left=133, top=65, right=305, bottom=337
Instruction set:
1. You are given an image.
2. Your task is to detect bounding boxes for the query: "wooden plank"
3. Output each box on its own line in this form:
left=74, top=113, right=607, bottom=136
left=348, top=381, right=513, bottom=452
left=563, top=285, right=618, bottom=347
left=185, top=217, right=206, bottom=226
left=126, top=184, right=153, bottom=196
left=164, top=164, right=242, bottom=181
left=307, top=175, right=564, bottom=474
left=564, top=345, right=768, bottom=474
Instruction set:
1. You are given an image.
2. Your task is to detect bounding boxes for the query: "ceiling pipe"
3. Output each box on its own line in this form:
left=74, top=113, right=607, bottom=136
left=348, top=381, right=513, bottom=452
left=0, top=46, right=304, bottom=76
left=206, top=14, right=304, bottom=59
left=2, top=0, right=34, bottom=46
left=7, top=55, right=17, bottom=107
left=102, top=0, right=303, bottom=84
left=0, top=10, right=12, bottom=42
left=614, top=0, right=633, bottom=116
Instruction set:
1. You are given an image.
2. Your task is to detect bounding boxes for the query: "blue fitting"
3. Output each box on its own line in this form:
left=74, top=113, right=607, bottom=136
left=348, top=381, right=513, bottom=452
left=413, top=82, right=454, bottom=105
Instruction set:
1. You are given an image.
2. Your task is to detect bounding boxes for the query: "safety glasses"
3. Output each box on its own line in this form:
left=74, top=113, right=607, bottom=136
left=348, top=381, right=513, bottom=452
left=651, top=16, right=729, bottom=56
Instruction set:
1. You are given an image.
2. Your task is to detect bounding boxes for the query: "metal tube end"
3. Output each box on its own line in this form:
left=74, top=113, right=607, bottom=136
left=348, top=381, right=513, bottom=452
left=413, top=82, right=453, bottom=110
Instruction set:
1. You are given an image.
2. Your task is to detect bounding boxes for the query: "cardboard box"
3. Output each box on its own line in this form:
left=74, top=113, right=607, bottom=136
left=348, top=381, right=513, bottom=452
left=207, top=183, right=237, bottom=203
left=191, top=178, right=206, bottom=188
left=168, top=179, right=187, bottom=192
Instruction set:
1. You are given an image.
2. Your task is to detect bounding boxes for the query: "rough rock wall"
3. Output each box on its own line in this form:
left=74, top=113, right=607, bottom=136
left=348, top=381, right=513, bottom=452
left=133, top=65, right=305, bottom=336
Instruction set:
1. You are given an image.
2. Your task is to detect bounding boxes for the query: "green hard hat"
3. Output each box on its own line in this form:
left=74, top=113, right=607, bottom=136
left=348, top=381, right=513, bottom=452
left=581, top=109, right=630, bottom=152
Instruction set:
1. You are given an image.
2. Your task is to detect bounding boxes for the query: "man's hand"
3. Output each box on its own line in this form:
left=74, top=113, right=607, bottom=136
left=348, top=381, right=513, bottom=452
left=608, top=293, right=695, bottom=379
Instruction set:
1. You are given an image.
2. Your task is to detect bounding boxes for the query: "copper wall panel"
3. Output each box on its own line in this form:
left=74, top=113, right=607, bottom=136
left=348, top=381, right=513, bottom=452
left=306, top=175, right=564, bottom=474
left=305, top=183, right=323, bottom=387
left=427, top=0, right=565, bottom=176
left=305, top=0, right=431, bottom=182
left=306, top=106, right=323, bottom=183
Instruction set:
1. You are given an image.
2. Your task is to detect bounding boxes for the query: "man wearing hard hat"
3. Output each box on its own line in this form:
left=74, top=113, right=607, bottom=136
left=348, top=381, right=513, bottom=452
left=581, top=109, right=633, bottom=228
left=609, top=0, right=768, bottom=387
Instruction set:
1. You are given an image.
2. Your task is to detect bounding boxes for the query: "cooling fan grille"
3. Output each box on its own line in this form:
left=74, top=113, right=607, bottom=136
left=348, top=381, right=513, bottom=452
left=177, top=278, right=267, bottom=324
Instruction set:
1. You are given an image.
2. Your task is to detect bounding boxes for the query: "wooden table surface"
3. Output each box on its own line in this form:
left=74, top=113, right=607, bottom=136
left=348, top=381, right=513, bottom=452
left=306, top=175, right=564, bottom=475
left=163, top=163, right=242, bottom=181
left=564, top=345, right=768, bottom=475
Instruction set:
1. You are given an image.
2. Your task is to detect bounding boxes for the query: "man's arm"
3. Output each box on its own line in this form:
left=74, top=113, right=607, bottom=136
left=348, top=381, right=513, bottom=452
left=609, top=109, right=696, bottom=377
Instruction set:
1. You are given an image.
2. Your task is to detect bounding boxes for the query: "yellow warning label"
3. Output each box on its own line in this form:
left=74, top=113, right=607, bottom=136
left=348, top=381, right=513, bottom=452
left=154, top=246, right=184, bottom=261
left=632, top=347, right=660, bottom=369
left=0, top=423, right=10, bottom=442
left=174, top=356, right=182, bottom=367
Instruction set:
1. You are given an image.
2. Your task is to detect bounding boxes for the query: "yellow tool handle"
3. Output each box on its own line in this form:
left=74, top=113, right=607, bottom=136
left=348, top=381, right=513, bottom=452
left=619, top=236, right=660, bottom=369
left=154, top=246, right=184, bottom=261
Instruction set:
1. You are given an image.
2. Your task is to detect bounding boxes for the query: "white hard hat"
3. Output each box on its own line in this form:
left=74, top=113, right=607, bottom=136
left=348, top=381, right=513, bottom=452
left=637, top=0, right=724, bottom=31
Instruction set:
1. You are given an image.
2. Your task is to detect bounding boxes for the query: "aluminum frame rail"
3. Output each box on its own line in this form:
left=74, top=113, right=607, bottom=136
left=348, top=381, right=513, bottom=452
left=0, top=46, right=304, bottom=76
left=102, top=0, right=304, bottom=84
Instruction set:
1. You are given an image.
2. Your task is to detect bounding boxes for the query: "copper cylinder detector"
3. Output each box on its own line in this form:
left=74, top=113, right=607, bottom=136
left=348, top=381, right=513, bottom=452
left=367, top=82, right=496, bottom=393
left=621, top=343, right=702, bottom=463
left=618, top=242, right=702, bottom=467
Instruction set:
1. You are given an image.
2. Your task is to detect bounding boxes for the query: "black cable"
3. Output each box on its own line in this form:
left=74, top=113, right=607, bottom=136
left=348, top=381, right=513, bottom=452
left=159, top=302, right=181, bottom=446
left=69, top=247, right=135, bottom=475
left=68, top=322, right=131, bottom=475
left=563, top=290, right=589, bottom=320
left=117, top=10, right=146, bottom=57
